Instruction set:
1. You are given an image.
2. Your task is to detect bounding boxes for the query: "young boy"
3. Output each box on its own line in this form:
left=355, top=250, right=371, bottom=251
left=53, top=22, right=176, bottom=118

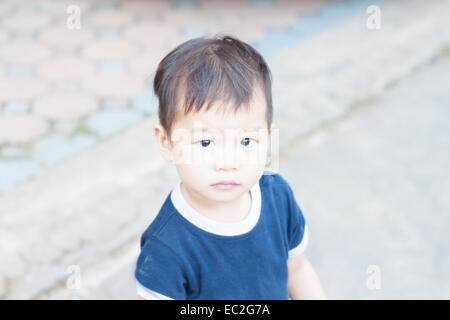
left=135, top=35, right=326, bottom=300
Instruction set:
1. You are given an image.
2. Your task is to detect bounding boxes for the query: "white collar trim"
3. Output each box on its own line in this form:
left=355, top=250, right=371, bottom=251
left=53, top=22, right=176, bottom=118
left=170, top=180, right=262, bottom=236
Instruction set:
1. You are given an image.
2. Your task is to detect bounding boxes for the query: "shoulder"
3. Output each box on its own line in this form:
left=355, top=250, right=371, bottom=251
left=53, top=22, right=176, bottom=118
left=139, top=190, right=182, bottom=249
left=261, top=171, right=308, bottom=256
left=260, top=170, right=303, bottom=220
left=259, top=171, right=299, bottom=218
left=260, top=170, right=294, bottom=196
left=261, top=170, right=291, bottom=185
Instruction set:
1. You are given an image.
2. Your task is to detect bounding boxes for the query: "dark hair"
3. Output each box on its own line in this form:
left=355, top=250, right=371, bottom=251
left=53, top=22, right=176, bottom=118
left=153, top=34, right=273, bottom=140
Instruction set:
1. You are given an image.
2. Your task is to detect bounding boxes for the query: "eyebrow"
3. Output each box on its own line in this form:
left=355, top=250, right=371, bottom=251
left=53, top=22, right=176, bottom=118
left=190, top=126, right=265, bottom=133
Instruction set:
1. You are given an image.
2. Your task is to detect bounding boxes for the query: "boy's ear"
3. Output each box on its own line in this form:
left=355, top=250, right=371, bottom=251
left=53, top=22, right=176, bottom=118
left=154, top=124, right=173, bottom=163
left=269, top=123, right=276, bottom=136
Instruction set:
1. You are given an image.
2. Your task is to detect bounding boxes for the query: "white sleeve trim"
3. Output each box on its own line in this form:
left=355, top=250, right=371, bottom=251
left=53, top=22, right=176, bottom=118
left=136, top=279, right=174, bottom=300
left=288, top=224, right=309, bottom=258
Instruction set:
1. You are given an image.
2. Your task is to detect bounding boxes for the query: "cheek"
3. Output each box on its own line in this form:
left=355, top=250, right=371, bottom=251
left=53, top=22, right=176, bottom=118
left=172, top=143, right=215, bottom=166
left=239, top=142, right=269, bottom=166
left=172, top=143, right=196, bottom=164
left=175, top=162, right=209, bottom=180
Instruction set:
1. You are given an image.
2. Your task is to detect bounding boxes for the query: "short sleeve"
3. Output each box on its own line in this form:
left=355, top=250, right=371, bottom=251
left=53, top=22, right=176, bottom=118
left=271, top=173, right=309, bottom=258
left=285, top=183, right=309, bottom=258
left=135, top=236, right=189, bottom=300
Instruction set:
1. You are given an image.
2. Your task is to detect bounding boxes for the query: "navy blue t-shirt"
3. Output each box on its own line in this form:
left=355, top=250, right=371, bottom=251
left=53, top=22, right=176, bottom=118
left=135, top=171, right=309, bottom=300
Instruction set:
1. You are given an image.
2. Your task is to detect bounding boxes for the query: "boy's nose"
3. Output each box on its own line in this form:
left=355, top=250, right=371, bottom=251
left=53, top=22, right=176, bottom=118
left=214, top=145, right=241, bottom=171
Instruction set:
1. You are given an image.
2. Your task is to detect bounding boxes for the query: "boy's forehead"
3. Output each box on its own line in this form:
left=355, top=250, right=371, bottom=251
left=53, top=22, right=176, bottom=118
left=175, top=107, right=266, bottom=135
left=174, top=87, right=267, bottom=131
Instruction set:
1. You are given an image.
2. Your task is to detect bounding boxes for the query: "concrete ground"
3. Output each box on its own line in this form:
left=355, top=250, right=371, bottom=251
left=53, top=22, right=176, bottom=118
left=0, top=0, right=449, bottom=299
left=280, top=55, right=450, bottom=300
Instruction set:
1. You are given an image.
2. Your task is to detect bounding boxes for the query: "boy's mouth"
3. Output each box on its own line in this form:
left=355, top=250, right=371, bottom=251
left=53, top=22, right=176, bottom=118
left=212, top=181, right=239, bottom=187
left=211, top=181, right=240, bottom=189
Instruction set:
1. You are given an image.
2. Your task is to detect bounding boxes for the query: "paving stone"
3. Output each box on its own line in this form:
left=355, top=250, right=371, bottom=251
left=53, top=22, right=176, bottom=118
left=132, top=87, right=158, bottom=115
left=82, top=39, right=138, bottom=60
left=7, top=64, right=35, bottom=77
left=3, top=101, right=30, bottom=114
left=0, top=145, right=29, bottom=158
left=53, top=120, right=79, bottom=136
left=99, top=60, right=127, bottom=73
left=0, top=2, right=12, bottom=15
left=102, top=98, right=129, bottom=109
left=15, top=1, right=45, bottom=13
left=271, top=0, right=323, bottom=10
left=180, top=26, right=207, bottom=38
left=85, top=108, right=144, bottom=137
left=52, top=80, right=80, bottom=94
left=251, top=0, right=273, bottom=9
left=253, top=0, right=382, bottom=58
left=0, top=159, right=40, bottom=194
left=123, top=22, right=181, bottom=49
left=161, top=10, right=211, bottom=29
left=93, top=1, right=120, bottom=11
left=173, top=1, right=200, bottom=10
left=85, top=11, right=134, bottom=28
left=32, top=133, right=97, bottom=166
left=128, top=51, right=166, bottom=76
left=39, top=26, right=94, bottom=47
left=2, top=12, right=50, bottom=30
left=36, top=57, right=96, bottom=80
left=10, top=30, right=37, bottom=42
left=203, top=22, right=265, bottom=44
left=33, top=94, right=98, bottom=121
left=0, top=114, right=49, bottom=143
left=51, top=46, right=80, bottom=57
left=46, top=0, right=91, bottom=15
left=121, top=0, right=170, bottom=13
left=96, top=28, right=121, bottom=40
left=0, top=43, right=51, bottom=64
left=82, top=74, right=144, bottom=98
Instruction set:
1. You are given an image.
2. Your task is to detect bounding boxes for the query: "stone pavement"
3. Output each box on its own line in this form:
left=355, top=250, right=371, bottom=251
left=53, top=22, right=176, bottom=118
left=0, top=0, right=327, bottom=193
left=0, top=0, right=449, bottom=299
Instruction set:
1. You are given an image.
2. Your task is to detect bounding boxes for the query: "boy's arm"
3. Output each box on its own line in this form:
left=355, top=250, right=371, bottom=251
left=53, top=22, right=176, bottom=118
left=287, top=253, right=327, bottom=299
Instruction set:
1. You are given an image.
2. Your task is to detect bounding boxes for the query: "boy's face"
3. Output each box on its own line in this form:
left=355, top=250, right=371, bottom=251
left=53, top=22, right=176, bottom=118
left=154, top=86, right=274, bottom=204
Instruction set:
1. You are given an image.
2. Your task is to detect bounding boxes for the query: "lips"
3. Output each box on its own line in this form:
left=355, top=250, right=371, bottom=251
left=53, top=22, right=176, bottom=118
left=211, top=181, right=240, bottom=186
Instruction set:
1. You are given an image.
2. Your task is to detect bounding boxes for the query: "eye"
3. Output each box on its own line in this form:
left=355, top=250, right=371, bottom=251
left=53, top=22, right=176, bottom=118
left=195, top=139, right=214, bottom=148
left=241, top=137, right=257, bottom=147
